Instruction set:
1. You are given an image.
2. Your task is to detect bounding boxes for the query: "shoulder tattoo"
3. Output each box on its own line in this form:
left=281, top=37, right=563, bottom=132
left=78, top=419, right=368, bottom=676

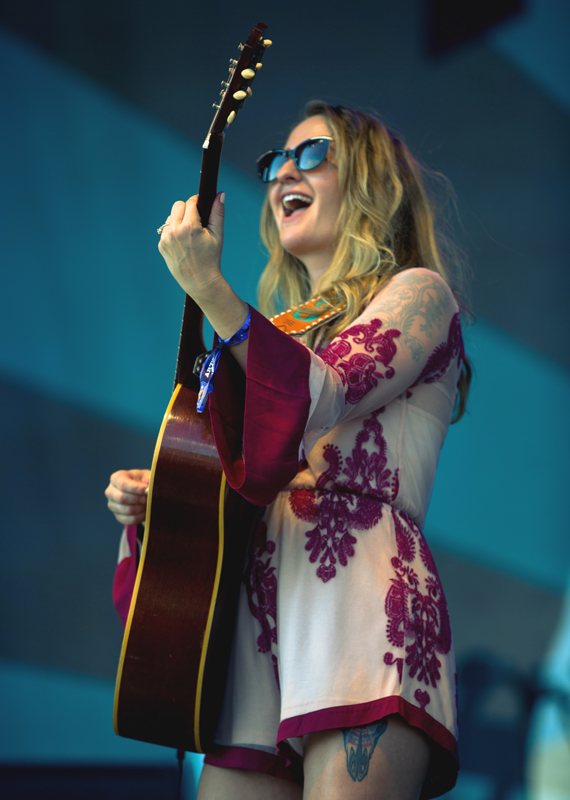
left=378, top=272, right=451, bottom=362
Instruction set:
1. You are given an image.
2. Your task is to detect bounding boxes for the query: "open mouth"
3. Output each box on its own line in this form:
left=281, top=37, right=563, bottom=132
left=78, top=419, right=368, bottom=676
left=282, top=193, right=313, bottom=217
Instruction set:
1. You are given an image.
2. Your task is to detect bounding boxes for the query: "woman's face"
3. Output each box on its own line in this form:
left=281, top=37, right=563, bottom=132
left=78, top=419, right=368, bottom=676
left=268, top=116, right=341, bottom=276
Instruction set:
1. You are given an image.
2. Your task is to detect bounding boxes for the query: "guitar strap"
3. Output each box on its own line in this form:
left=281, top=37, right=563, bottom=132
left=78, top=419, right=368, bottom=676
left=269, top=295, right=346, bottom=337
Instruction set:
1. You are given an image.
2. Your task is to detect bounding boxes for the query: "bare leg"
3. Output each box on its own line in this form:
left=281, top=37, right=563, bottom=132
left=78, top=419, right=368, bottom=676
left=197, top=764, right=303, bottom=800
left=303, top=714, right=431, bottom=800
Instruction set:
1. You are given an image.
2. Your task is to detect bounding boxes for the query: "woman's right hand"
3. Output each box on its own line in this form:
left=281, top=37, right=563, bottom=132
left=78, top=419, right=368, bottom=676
left=105, top=469, right=150, bottom=526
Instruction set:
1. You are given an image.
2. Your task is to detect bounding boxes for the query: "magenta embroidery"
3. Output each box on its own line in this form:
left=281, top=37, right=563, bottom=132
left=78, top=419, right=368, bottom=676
left=413, top=312, right=464, bottom=386
left=245, top=519, right=280, bottom=687
left=320, top=318, right=401, bottom=404
left=289, top=410, right=399, bottom=582
left=384, top=508, right=451, bottom=691
left=415, top=688, right=431, bottom=711
left=384, top=652, right=403, bottom=683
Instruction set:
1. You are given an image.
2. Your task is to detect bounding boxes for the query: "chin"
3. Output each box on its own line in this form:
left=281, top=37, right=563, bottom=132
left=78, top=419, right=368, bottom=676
left=279, top=237, right=306, bottom=259
left=280, top=230, right=317, bottom=257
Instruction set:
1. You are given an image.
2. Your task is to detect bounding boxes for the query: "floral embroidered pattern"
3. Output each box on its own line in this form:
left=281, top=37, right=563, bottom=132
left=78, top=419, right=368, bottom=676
left=384, top=508, right=452, bottom=702
left=414, top=688, right=431, bottom=711
left=413, top=312, right=464, bottom=386
left=289, top=410, right=399, bottom=582
left=383, top=652, right=403, bottom=683
left=320, top=318, right=401, bottom=404
left=244, top=519, right=280, bottom=687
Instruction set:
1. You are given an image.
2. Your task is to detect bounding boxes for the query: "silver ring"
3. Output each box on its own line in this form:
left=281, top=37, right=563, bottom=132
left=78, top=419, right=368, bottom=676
left=157, top=222, right=170, bottom=235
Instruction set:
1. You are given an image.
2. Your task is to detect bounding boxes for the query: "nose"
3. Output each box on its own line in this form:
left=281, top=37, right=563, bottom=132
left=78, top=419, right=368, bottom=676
left=275, top=153, right=302, bottom=183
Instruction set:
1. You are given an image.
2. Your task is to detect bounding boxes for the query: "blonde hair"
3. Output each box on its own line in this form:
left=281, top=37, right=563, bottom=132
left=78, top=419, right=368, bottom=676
left=257, top=102, right=471, bottom=420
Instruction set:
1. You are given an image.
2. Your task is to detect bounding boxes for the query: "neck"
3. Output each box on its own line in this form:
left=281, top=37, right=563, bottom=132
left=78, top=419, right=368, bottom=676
left=302, top=252, right=334, bottom=295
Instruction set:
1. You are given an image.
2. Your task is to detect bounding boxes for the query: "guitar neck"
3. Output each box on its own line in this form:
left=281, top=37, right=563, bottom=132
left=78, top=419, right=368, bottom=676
left=197, top=133, right=224, bottom=226
left=172, top=21, right=268, bottom=390
left=174, top=135, right=224, bottom=389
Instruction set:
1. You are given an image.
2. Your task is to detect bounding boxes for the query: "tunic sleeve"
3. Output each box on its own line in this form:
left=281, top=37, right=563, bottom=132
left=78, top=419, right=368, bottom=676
left=113, top=524, right=139, bottom=628
left=209, top=309, right=314, bottom=506
left=209, top=268, right=463, bottom=506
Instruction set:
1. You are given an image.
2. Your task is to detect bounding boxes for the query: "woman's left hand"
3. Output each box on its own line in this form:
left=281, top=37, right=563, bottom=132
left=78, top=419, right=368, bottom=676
left=158, top=192, right=226, bottom=303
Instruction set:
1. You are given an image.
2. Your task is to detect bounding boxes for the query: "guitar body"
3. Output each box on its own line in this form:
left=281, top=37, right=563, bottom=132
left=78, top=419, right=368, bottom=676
left=113, top=22, right=269, bottom=754
left=114, top=379, right=258, bottom=752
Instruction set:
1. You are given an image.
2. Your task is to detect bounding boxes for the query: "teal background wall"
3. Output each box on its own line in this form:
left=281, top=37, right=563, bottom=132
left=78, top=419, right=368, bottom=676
left=429, top=321, right=570, bottom=590
left=0, top=29, right=264, bottom=434
left=0, top=659, right=204, bottom=798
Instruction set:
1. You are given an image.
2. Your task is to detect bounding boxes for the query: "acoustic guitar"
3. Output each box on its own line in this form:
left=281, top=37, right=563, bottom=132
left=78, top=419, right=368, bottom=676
left=114, top=22, right=270, bottom=754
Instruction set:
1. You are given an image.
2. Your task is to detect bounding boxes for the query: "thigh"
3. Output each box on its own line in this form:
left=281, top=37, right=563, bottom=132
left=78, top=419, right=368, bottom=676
left=197, top=764, right=303, bottom=800
left=302, top=714, right=431, bottom=800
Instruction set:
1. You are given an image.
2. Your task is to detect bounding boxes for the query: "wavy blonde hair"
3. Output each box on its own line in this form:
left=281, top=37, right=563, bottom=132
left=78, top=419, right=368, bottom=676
left=257, top=102, right=471, bottom=420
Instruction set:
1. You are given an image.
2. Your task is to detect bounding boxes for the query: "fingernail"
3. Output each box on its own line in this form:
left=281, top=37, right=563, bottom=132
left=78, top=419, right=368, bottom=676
left=220, top=192, right=226, bottom=205
left=144, top=488, right=149, bottom=494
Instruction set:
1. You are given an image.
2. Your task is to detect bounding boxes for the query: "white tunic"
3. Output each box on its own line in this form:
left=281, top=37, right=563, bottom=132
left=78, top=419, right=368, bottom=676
left=205, top=268, right=464, bottom=797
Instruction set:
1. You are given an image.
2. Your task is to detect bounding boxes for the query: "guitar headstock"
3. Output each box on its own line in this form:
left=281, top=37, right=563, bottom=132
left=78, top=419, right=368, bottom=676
left=203, top=21, right=270, bottom=149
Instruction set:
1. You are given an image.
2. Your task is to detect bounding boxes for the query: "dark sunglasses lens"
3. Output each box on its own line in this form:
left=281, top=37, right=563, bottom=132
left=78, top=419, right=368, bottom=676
left=258, top=151, right=287, bottom=183
left=257, top=139, right=331, bottom=181
left=297, top=139, right=329, bottom=171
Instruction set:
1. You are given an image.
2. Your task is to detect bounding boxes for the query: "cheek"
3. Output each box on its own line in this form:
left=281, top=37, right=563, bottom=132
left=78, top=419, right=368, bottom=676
left=267, top=191, right=280, bottom=220
left=322, top=176, right=341, bottom=219
left=325, top=194, right=342, bottom=231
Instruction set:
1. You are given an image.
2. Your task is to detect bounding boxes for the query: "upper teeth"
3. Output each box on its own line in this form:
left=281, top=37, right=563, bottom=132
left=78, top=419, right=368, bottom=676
left=282, top=193, right=312, bottom=210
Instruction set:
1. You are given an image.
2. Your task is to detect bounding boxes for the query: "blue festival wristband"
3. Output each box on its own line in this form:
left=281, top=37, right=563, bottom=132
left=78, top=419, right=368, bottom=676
left=196, top=307, right=251, bottom=413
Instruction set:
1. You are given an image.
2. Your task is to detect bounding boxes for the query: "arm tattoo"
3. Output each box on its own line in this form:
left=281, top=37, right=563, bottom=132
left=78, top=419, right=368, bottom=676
left=342, top=718, right=388, bottom=782
left=379, top=273, right=451, bottom=362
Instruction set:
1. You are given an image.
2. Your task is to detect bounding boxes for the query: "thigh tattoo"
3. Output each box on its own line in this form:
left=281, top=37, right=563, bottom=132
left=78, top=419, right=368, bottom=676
left=341, top=718, right=388, bottom=782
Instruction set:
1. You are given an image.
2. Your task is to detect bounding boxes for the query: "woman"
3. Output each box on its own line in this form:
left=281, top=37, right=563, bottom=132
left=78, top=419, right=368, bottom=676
left=106, top=102, right=470, bottom=800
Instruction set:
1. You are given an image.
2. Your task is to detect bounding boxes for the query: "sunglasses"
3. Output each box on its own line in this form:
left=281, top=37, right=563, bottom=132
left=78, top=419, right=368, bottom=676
left=256, top=136, right=334, bottom=183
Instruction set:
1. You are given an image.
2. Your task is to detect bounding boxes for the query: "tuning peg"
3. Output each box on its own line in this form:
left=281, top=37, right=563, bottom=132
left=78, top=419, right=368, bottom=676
left=227, top=110, right=236, bottom=124
left=220, top=80, right=229, bottom=88
left=255, top=62, right=263, bottom=71
left=229, top=58, right=238, bottom=67
left=212, top=102, right=221, bottom=109
left=232, top=87, right=252, bottom=100
left=238, top=43, right=244, bottom=51
left=262, top=39, right=272, bottom=48
left=241, top=68, right=255, bottom=80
